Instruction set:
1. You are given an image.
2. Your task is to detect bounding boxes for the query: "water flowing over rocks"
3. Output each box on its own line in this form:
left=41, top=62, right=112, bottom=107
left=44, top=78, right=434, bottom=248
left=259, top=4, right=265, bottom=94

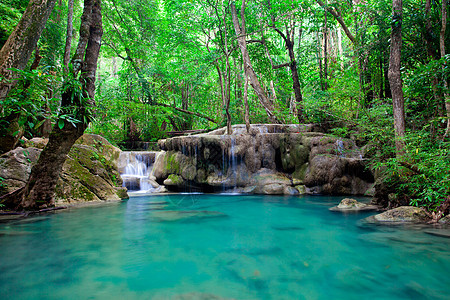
left=0, top=134, right=128, bottom=205
left=153, top=124, right=375, bottom=195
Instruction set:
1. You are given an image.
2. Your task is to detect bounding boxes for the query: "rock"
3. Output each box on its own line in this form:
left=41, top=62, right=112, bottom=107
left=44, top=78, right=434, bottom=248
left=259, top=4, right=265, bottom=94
left=150, top=210, right=226, bottom=222
left=0, top=147, right=42, bottom=195
left=295, top=185, right=306, bottom=194
left=163, top=174, right=184, bottom=186
left=283, top=186, right=300, bottom=195
left=304, top=155, right=373, bottom=195
left=148, top=179, right=160, bottom=188
left=155, top=124, right=374, bottom=196
left=0, top=134, right=128, bottom=205
left=439, top=215, right=450, bottom=224
left=251, top=169, right=293, bottom=195
left=368, top=206, right=430, bottom=223
left=262, top=183, right=285, bottom=195
left=24, top=137, right=48, bottom=149
left=425, top=229, right=450, bottom=238
left=329, top=198, right=378, bottom=212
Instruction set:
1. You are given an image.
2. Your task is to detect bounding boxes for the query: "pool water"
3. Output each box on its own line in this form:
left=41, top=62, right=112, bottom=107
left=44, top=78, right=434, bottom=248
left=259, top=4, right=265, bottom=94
left=0, top=194, right=449, bottom=299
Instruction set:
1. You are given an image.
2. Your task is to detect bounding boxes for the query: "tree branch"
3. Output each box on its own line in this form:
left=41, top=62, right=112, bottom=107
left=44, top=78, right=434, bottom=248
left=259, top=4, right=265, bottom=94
left=155, top=103, right=217, bottom=123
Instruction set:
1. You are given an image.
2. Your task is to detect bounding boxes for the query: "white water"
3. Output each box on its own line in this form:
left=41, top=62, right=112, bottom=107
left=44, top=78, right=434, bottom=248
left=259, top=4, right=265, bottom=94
left=121, top=153, right=156, bottom=192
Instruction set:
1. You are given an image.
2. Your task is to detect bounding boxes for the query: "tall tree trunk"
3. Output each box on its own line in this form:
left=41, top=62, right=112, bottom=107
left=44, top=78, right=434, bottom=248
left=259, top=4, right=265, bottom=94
left=222, top=4, right=232, bottom=135
left=63, top=0, right=74, bottom=72
left=14, top=0, right=103, bottom=210
left=388, top=0, right=406, bottom=155
left=441, top=0, right=450, bottom=138
left=243, top=74, right=250, bottom=133
left=230, top=1, right=281, bottom=124
left=0, top=0, right=57, bottom=100
left=337, top=27, right=344, bottom=69
left=323, top=9, right=328, bottom=90
left=317, top=31, right=324, bottom=90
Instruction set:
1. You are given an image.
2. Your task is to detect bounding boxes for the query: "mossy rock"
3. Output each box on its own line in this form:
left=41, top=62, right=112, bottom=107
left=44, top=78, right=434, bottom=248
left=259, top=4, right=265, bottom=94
left=163, top=174, right=184, bottom=186
left=367, top=206, right=430, bottom=223
left=0, top=134, right=127, bottom=204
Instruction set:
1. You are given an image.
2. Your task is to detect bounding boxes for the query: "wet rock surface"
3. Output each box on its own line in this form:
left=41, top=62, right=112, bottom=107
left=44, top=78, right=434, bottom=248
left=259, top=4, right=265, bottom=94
left=155, top=124, right=374, bottom=195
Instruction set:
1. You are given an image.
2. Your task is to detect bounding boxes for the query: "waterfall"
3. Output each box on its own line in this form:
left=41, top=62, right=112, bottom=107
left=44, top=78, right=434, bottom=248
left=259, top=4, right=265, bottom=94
left=119, top=152, right=157, bottom=193
left=230, top=137, right=238, bottom=190
left=336, top=139, right=345, bottom=158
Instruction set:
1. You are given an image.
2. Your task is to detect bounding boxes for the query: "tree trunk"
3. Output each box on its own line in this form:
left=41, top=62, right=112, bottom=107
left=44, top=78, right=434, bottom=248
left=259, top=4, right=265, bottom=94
left=230, top=1, right=281, bottom=124
left=15, top=0, right=103, bottom=210
left=388, top=0, right=406, bottom=155
left=243, top=74, right=250, bottom=133
left=323, top=9, right=328, bottom=90
left=337, top=27, right=344, bottom=69
left=0, top=0, right=57, bottom=100
left=222, top=5, right=232, bottom=135
left=63, top=0, right=74, bottom=72
left=441, top=0, right=450, bottom=138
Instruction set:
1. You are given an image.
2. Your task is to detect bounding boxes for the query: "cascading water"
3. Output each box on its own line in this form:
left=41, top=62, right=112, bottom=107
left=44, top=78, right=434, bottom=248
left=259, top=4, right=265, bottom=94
left=229, top=137, right=238, bottom=190
left=119, top=152, right=157, bottom=193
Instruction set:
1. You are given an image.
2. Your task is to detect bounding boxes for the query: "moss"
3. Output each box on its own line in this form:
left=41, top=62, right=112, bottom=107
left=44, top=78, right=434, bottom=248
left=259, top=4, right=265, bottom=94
left=167, top=174, right=184, bottom=185
left=165, top=152, right=181, bottom=174
left=115, top=187, right=128, bottom=199
left=293, top=163, right=308, bottom=181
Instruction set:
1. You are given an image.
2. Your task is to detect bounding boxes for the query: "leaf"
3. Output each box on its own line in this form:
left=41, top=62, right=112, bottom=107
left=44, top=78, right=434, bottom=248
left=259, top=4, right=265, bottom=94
left=58, top=119, right=65, bottom=129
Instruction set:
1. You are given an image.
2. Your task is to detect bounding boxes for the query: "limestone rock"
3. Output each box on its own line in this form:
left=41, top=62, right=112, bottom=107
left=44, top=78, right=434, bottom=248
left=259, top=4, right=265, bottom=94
left=24, top=137, right=48, bottom=149
left=0, top=134, right=128, bottom=205
left=0, top=147, right=42, bottom=195
left=155, top=124, right=374, bottom=195
left=164, top=174, right=184, bottom=186
left=329, top=198, right=378, bottom=212
left=368, top=206, right=430, bottom=223
left=439, top=215, right=450, bottom=224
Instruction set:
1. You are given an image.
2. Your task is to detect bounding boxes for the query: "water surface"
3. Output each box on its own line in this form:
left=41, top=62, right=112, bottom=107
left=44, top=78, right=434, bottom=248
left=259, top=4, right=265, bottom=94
left=0, top=194, right=449, bottom=299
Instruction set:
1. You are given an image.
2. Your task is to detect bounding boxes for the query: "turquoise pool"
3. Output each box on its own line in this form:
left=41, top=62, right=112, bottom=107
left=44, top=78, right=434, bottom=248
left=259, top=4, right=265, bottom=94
left=0, top=194, right=449, bottom=299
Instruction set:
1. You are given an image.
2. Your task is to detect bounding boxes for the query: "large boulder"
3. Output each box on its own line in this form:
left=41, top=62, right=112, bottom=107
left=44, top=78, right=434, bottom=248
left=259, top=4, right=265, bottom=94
left=0, top=147, right=42, bottom=195
left=366, top=206, right=430, bottom=223
left=0, top=134, right=128, bottom=205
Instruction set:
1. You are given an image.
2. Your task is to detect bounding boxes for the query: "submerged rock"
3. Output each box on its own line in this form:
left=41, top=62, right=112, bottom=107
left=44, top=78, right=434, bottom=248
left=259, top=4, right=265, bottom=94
left=0, top=134, right=128, bottom=205
left=366, top=206, right=430, bottom=223
left=329, top=198, right=378, bottom=212
left=150, top=210, right=226, bottom=222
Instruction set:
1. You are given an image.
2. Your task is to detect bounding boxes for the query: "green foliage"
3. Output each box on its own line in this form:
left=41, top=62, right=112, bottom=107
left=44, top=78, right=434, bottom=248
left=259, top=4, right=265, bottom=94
left=0, top=0, right=27, bottom=47
left=0, top=67, right=60, bottom=138
left=59, top=70, right=95, bottom=127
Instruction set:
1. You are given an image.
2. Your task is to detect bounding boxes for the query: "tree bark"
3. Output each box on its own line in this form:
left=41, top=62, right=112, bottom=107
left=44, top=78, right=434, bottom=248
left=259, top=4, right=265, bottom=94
left=323, top=10, right=328, bottom=91
left=441, top=0, right=450, bottom=138
left=266, top=0, right=304, bottom=122
left=155, top=103, right=217, bottom=123
left=337, top=27, right=344, bottom=69
left=0, top=0, right=57, bottom=100
left=243, top=73, right=250, bottom=133
left=388, top=0, right=406, bottom=155
left=231, top=1, right=281, bottom=124
left=63, top=0, right=74, bottom=72
left=14, top=0, right=103, bottom=210
left=316, top=0, right=356, bottom=44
